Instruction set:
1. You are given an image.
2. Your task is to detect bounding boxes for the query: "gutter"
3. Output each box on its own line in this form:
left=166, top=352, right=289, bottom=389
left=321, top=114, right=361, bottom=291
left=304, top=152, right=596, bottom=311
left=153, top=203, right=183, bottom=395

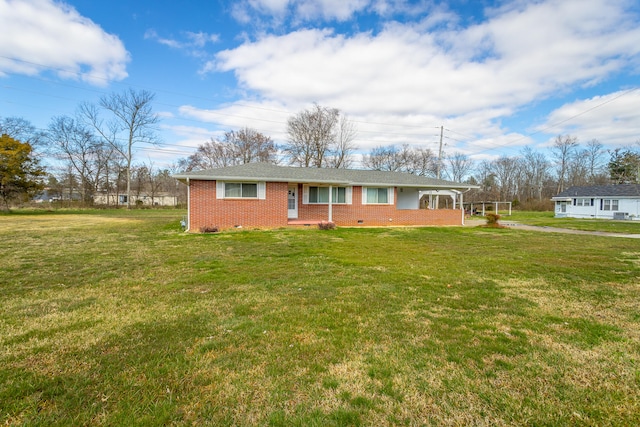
left=172, top=174, right=478, bottom=191
left=185, top=177, right=190, bottom=232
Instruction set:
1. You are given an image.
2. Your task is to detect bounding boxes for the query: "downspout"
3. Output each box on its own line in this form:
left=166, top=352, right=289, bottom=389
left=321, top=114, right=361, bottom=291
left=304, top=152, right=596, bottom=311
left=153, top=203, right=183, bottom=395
left=186, top=177, right=190, bottom=232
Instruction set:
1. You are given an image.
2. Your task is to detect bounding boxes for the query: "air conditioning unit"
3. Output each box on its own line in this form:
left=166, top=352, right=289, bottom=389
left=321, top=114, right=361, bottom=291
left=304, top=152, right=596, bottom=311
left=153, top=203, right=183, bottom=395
left=613, top=212, right=629, bottom=220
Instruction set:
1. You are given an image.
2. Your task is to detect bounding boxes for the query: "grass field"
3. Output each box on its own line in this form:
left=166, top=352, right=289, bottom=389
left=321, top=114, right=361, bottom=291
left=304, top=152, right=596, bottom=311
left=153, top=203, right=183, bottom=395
left=1, top=210, right=639, bottom=426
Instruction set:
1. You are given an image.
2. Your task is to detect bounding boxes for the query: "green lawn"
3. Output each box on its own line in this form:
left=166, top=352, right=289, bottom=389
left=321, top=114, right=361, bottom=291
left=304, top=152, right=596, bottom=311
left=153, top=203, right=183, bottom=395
left=1, top=210, right=639, bottom=426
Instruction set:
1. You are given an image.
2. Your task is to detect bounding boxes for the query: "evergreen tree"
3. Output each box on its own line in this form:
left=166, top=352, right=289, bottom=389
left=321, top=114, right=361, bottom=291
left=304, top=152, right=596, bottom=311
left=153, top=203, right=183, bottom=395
left=0, top=134, right=46, bottom=210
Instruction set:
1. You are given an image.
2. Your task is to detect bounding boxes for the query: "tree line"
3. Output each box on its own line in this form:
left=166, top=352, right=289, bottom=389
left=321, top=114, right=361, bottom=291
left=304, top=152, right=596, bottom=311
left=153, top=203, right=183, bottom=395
left=1, top=90, right=177, bottom=210
left=2, top=92, right=639, bottom=211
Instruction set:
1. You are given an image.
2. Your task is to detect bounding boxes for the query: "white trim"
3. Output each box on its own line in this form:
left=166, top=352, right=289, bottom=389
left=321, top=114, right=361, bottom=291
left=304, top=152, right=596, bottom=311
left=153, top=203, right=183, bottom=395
left=216, top=181, right=265, bottom=199
left=288, top=185, right=298, bottom=219
left=362, top=187, right=394, bottom=205
left=186, top=178, right=191, bottom=231
left=216, top=181, right=224, bottom=199
left=302, top=185, right=351, bottom=205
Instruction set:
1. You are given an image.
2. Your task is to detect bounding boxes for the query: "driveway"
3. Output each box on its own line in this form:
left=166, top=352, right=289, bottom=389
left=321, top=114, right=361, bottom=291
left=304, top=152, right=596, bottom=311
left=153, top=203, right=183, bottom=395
left=464, top=219, right=640, bottom=239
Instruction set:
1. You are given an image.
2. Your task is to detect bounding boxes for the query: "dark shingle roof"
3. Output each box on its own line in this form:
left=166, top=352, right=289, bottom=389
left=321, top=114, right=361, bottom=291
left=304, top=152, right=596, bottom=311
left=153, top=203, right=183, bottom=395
left=173, top=163, right=477, bottom=190
left=554, top=184, right=640, bottom=198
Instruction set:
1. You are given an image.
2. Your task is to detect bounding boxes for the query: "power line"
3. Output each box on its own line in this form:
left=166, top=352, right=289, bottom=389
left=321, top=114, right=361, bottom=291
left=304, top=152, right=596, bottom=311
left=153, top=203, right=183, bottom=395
left=1, top=55, right=444, bottom=132
left=4, top=54, right=638, bottom=158
left=462, top=86, right=640, bottom=157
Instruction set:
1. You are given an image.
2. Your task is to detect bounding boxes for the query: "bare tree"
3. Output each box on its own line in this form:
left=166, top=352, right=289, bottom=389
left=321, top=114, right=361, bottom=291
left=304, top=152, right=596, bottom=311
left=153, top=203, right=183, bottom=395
left=519, top=147, right=550, bottom=201
left=80, top=89, right=158, bottom=208
left=445, top=152, right=474, bottom=182
left=181, top=128, right=277, bottom=171
left=362, top=145, right=401, bottom=171
left=407, top=147, right=437, bottom=176
left=284, top=104, right=357, bottom=168
left=491, top=156, right=520, bottom=201
left=47, top=116, right=105, bottom=203
left=363, top=144, right=436, bottom=176
left=474, top=160, right=500, bottom=201
left=584, top=139, right=608, bottom=184
left=131, top=164, right=148, bottom=202
left=326, top=114, right=357, bottom=168
left=144, top=160, right=164, bottom=205
left=0, top=116, right=47, bottom=153
left=567, top=149, right=590, bottom=187
left=231, top=127, right=278, bottom=164
left=187, top=138, right=236, bottom=170
left=551, top=135, right=578, bottom=194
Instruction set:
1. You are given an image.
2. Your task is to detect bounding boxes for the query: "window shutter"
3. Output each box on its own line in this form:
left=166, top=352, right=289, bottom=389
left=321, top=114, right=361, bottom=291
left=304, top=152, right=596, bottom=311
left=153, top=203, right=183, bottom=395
left=362, top=187, right=368, bottom=204
left=388, top=187, right=394, bottom=205
left=258, top=182, right=266, bottom=199
left=303, top=185, right=309, bottom=204
left=216, top=181, right=225, bottom=199
left=345, top=187, right=352, bottom=204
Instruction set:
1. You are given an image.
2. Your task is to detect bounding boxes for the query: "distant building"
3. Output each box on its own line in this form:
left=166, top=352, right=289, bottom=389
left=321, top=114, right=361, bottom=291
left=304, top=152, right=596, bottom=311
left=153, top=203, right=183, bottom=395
left=93, top=192, right=178, bottom=207
left=551, top=184, right=640, bottom=220
left=34, top=188, right=81, bottom=203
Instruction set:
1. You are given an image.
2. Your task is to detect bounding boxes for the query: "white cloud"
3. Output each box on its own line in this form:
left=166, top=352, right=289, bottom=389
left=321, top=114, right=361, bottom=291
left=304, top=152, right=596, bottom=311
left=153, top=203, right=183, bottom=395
left=186, top=32, right=220, bottom=47
left=212, top=0, right=639, bottom=114
left=144, top=29, right=219, bottom=51
left=179, top=102, right=290, bottom=140
left=537, top=88, right=640, bottom=147
left=164, top=124, right=219, bottom=148
left=191, top=0, right=640, bottom=157
left=232, top=0, right=378, bottom=25
left=295, top=0, right=370, bottom=22
left=0, top=0, right=129, bottom=85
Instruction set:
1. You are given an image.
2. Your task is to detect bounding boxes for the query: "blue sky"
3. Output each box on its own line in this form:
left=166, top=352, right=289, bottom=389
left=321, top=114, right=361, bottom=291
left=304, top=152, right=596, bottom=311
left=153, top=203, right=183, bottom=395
left=1, top=0, right=639, bottom=169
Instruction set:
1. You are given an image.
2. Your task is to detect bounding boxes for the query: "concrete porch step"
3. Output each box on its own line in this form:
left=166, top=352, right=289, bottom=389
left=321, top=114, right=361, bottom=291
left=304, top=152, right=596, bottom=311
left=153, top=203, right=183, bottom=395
left=287, top=219, right=325, bottom=226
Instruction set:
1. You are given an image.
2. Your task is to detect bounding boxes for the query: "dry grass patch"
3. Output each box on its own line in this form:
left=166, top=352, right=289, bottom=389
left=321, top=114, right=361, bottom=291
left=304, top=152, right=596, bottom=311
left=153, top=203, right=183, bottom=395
left=0, top=214, right=138, bottom=233
left=1, top=212, right=639, bottom=426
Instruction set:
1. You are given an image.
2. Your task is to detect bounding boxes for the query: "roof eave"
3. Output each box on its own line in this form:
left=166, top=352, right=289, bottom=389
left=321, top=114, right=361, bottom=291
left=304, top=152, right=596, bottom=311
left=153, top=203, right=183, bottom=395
left=173, top=174, right=478, bottom=190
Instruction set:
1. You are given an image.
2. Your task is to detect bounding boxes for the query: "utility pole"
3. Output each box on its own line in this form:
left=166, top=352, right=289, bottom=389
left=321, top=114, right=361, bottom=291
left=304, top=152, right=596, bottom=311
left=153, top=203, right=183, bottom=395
left=436, top=125, right=444, bottom=179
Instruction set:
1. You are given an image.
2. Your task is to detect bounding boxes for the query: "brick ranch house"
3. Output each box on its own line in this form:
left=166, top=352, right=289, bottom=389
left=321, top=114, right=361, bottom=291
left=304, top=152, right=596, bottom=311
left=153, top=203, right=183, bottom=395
left=173, top=163, right=478, bottom=231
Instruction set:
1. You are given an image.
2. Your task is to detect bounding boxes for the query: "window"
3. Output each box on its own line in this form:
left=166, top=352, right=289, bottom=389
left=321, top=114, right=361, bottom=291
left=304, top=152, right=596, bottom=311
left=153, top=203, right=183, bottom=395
left=119, top=195, right=128, bottom=204
left=225, top=182, right=257, bottom=198
left=306, top=186, right=348, bottom=204
left=602, top=199, right=619, bottom=211
left=575, top=198, right=593, bottom=207
left=216, top=181, right=265, bottom=199
left=364, top=187, right=390, bottom=204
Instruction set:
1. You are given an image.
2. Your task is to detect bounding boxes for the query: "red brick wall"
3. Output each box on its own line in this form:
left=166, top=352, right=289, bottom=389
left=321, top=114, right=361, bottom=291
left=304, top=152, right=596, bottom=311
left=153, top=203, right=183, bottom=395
left=189, top=181, right=462, bottom=230
left=189, top=180, right=289, bottom=230
left=297, top=185, right=461, bottom=226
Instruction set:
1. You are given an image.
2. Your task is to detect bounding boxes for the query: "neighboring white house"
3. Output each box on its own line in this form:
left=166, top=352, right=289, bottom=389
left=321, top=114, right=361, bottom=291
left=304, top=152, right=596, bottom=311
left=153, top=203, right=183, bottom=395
left=551, top=184, right=640, bottom=220
left=93, top=192, right=178, bottom=207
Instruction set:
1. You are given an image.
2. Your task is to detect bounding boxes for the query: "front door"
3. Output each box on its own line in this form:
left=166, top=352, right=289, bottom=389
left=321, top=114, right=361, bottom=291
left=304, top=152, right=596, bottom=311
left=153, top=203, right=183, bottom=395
left=288, top=185, right=298, bottom=219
